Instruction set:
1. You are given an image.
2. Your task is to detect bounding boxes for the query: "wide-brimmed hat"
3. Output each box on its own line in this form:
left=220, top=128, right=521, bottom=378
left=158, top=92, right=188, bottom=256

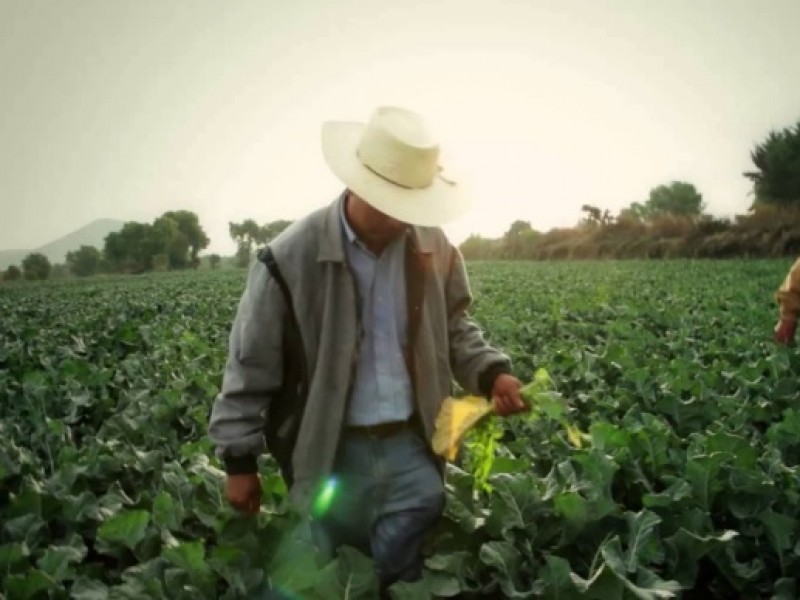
left=321, top=106, right=471, bottom=227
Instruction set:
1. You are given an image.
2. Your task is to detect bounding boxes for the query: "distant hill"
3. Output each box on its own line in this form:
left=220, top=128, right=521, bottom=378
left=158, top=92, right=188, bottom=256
left=0, top=219, right=125, bottom=270
left=0, top=249, right=29, bottom=271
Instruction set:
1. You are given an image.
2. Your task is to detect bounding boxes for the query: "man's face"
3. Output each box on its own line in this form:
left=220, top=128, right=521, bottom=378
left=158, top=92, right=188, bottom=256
left=347, top=192, right=407, bottom=248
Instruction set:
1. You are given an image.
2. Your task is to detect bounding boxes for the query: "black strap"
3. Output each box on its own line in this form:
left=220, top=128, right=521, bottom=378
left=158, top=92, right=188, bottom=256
left=260, top=246, right=292, bottom=311
left=256, top=246, right=308, bottom=487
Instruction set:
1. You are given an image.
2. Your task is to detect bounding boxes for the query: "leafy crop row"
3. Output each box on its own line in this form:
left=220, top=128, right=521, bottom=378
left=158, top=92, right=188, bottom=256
left=1, top=260, right=799, bottom=598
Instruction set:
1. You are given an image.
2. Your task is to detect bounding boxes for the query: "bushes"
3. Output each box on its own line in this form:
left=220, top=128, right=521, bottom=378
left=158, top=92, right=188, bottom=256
left=461, top=207, right=800, bottom=261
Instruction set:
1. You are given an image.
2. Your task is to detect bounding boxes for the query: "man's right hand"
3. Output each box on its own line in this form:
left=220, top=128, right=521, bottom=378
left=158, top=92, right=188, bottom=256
left=774, top=318, right=797, bottom=345
left=226, top=473, right=261, bottom=515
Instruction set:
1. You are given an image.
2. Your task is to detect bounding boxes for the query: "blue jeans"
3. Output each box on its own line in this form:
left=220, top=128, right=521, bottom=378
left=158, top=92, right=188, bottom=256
left=310, top=427, right=445, bottom=591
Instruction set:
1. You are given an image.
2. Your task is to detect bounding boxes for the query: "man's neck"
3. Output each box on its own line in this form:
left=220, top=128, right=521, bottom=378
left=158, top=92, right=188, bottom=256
left=344, top=193, right=392, bottom=256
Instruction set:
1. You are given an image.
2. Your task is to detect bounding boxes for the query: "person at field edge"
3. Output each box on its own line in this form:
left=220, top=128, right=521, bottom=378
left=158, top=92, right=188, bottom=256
left=774, top=256, right=800, bottom=345
left=207, top=106, right=526, bottom=593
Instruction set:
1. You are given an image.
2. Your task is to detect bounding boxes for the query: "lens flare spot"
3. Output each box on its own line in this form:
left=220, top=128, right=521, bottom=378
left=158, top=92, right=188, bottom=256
left=312, top=477, right=338, bottom=517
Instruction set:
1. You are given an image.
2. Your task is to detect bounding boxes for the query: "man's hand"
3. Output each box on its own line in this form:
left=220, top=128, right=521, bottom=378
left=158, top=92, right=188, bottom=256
left=226, top=473, right=261, bottom=515
left=774, top=318, right=797, bottom=346
left=491, top=373, right=527, bottom=417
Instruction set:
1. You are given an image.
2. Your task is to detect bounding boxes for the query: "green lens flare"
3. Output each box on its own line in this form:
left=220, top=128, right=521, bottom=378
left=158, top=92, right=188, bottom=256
left=312, top=477, right=338, bottom=517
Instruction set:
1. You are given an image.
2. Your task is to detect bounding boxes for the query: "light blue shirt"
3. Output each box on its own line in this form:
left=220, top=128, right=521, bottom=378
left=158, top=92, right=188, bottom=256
left=340, top=199, right=415, bottom=426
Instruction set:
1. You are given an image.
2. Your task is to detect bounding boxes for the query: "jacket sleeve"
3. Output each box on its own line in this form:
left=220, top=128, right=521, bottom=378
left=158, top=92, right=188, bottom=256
left=208, top=259, right=285, bottom=474
left=776, top=257, right=800, bottom=321
left=445, top=245, right=512, bottom=397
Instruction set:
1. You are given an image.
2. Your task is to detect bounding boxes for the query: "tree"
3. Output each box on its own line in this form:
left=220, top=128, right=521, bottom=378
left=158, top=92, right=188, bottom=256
left=229, top=219, right=293, bottom=268
left=643, top=181, right=705, bottom=219
left=618, top=202, right=647, bottom=222
left=744, top=119, right=800, bottom=207
left=22, top=253, right=51, bottom=281
left=580, top=205, right=614, bottom=227
left=104, top=222, right=152, bottom=273
left=209, top=254, right=221, bottom=270
left=229, top=219, right=265, bottom=268
left=102, top=213, right=209, bottom=273
left=160, top=210, right=210, bottom=267
left=67, top=245, right=102, bottom=277
left=501, top=220, right=540, bottom=259
left=621, top=182, right=705, bottom=222
left=149, top=216, right=187, bottom=270
left=4, top=265, right=21, bottom=282
left=459, top=235, right=501, bottom=261
left=263, top=220, right=293, bottom=242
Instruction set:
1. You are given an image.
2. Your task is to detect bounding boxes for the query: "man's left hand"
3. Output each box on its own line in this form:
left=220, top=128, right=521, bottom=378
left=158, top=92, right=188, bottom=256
left=492, top=373, right=527, bottom=417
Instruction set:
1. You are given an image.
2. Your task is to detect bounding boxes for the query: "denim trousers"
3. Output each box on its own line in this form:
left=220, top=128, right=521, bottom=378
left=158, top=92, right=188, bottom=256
left=309, top=426, right=445, bottom=592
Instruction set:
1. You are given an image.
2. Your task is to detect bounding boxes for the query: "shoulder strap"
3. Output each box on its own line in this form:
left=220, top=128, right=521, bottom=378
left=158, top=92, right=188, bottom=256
left=259, top=246, right=292, bottom=308
left=256, top=245, right=308, bottom=487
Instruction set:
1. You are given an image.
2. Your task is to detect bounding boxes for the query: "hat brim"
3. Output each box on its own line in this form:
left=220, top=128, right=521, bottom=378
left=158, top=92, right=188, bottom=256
left=321, top=121, right=472, bottom=227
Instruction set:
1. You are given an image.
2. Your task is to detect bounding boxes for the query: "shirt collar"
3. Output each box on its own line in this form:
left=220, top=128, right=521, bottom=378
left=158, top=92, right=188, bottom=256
left=339, top=192, right=359, bottom=245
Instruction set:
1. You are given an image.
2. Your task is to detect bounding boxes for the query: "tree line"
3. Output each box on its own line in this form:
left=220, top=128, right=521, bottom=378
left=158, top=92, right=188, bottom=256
left=3, top=116, right=799, bottom=281
left=1, top=213, right=295, bottom=282
left=3, top=210, right=213, bottom=281
left=460, top=117, right=800, bottom=261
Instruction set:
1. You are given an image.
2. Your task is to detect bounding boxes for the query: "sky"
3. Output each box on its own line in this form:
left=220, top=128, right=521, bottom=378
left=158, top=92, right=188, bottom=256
left=1, top=0, right=799, bottom=256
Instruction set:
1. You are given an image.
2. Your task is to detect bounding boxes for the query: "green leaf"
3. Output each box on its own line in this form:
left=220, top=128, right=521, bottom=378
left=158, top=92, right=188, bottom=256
left=152, top=491, right=182, bottom=531
left=624, top=510, right=664, bottom=572
left=685, top=452, right=730, bottom=511
left=424, top=551, right=479, bottom=593
left=265, top=523, right=320, bottom=594
left=554, top=492, right=589, bottom=525
left=97, top=509, right=150, bottom=549
left=2, top=513, right=47, bottom=551
left=163, top=540, right=209, bottom=574
left=589, top=421, right=632, bottom=453
left=0, top=541, right=29, bottom=571
left=757, top=509, right=797, bottom=555
left=4, top=569, right=58, bottom=599
left=570, top=562, right=626, bottom=599
left=479, top=541, right=535, bottom=598
left=772, top=578, right=797, bottom=600
left=37, top=534, right=88, bottom=582
left=710, top=542, right=765, bottom=590
left=537, top=555, right=581, bottom=599
left=312, top=546, right=378, bottom=600
left=704, top=431, right=758, bottom=470
left=664, top=527, right=738, bottom=587
left=485, top=473, right=541, bottom=536
left=642, top=478, right=692, bottom=508
left=70, top=577, right=110, bottom=600
left=599, top=537, right=681, bottom=599
left=389, top=571, right=461, bottom=599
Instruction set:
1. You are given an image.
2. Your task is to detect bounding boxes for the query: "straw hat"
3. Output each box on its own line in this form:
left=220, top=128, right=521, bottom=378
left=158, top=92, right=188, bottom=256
left=321, top=106, right=471, bottom=227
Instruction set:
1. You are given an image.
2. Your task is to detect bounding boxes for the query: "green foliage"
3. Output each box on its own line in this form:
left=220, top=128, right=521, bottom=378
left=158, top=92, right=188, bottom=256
left=4, top=265, right=22, bottom=282
left=21, top=252, right=51, bottom=281
left=642, top=181, right=706, bottom=219
left=745, top=118, right=800, bottom=207
left=1, top=260, right=799, bottom=598
left=103, top=212, right=209, bottom=273
left=580, top=205, right=614, bottom=227
left=461, top=204, right=800, bottom=260
left=66, top=245, right=102, bottom=277
left=229, top=219, right=292, bottom=268
left=459, top=234, right=502, bottom=261
left=502, top=220, right=541, bottom=259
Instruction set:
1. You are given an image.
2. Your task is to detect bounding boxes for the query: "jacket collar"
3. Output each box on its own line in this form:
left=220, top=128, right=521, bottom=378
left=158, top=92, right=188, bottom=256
left=317, top=190, right=434, bottom=262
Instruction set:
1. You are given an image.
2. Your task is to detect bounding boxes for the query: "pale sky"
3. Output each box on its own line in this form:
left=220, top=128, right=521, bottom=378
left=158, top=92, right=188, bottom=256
left=1, top=0, right=799, bottom=255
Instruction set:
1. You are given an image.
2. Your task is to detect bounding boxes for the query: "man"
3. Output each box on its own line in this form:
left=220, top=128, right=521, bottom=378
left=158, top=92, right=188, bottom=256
left=774, top=256, right=800, bottom=345
left=207, top=106, right=525, bottom=592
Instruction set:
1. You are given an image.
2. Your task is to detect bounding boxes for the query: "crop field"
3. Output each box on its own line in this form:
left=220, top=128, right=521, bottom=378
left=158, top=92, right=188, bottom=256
left=1, top=260, right=800, bottom=599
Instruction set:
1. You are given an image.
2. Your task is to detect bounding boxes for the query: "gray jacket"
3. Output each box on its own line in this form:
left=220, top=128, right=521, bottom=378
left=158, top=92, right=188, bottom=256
left=207, top=196, right=511, bottom=515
